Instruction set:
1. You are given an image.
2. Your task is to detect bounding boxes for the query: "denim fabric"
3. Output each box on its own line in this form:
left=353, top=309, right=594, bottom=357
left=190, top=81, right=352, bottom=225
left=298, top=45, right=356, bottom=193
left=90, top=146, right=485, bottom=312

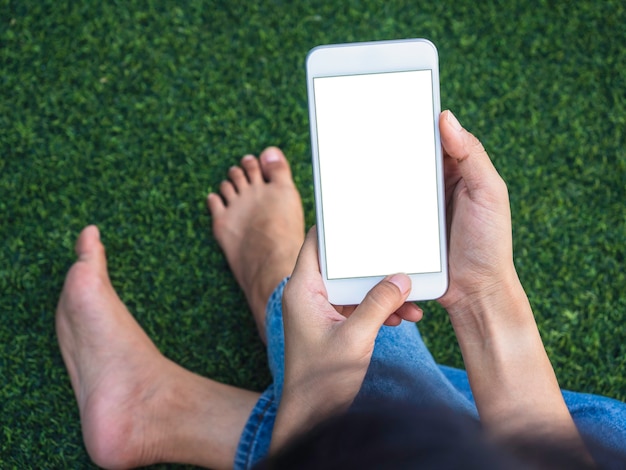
left=234, top=278, right=626, bottom=469
left=233, top=278, right=287, bottom=470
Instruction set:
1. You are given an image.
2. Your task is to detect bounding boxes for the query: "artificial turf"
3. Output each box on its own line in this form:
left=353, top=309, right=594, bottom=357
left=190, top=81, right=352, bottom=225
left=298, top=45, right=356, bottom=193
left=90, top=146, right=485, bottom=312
left=1, top=0, right=625, bottom=467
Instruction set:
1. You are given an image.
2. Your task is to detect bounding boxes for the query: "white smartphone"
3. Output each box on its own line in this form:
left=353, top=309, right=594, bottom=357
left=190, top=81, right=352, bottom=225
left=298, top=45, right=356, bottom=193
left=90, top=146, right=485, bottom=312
left=306, top=38, right=448, bottom=305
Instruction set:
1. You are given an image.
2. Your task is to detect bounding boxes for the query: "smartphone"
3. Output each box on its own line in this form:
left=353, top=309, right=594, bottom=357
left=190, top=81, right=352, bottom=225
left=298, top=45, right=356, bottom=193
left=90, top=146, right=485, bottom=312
left=306, top=38, right=448, bottom=305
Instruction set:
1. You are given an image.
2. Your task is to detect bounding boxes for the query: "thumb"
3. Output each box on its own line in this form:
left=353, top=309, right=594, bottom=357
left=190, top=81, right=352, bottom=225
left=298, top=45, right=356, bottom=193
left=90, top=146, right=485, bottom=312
left=345, top=274, right=412, bottom=339
left=440, top=110, right=500, bottom=193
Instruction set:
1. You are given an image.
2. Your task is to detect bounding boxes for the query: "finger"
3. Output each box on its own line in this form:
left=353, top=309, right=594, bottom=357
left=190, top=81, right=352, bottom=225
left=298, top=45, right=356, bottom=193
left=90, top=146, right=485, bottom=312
left=439, top=110, right=500, bottom=193
left=382, top=303, right=422, bottom=326
left=394, top=302, right=423, bottom=323
left=442, top=140, right=463, bottom=201
left=383, top=313, right=402, bottom=326
left=345, top=274, right=412, bottom=338
left=336, top=305, right=356, bottom=318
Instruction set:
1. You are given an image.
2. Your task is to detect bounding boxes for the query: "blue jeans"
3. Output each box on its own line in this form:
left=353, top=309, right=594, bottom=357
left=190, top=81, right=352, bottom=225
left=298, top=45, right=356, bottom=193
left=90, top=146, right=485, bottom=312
left=234, top=278, right=626, bottom=469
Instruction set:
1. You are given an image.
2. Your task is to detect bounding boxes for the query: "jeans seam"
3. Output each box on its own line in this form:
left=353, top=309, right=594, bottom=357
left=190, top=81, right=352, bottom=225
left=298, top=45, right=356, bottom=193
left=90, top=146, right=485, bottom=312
left=245, top=396, right=275, bottom=468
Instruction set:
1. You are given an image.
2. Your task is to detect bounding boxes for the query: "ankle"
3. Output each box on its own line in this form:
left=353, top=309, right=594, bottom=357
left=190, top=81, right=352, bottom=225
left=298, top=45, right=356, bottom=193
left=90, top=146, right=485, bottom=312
left=252, top=265, right=291, bottom=319
left=81, top=364, right=170, bottom=468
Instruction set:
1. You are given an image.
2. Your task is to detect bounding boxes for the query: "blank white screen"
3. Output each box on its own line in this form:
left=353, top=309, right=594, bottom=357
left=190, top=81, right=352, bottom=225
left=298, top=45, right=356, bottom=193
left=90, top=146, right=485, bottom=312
left=314, top=70, right=442, bottom=279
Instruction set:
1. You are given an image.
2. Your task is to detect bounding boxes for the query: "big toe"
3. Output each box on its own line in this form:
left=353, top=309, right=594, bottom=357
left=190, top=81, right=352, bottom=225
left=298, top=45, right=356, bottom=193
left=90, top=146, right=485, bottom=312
left=75, top=225, right=107, bottom=267
left=259, top=147, right=293, bottom=183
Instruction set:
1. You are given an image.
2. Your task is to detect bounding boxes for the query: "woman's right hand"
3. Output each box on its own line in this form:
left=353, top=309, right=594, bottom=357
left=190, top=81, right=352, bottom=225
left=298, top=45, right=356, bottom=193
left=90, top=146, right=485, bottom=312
left=436, top=111, right=588, bottom=459
left=437, top=110, right=518, bottom=316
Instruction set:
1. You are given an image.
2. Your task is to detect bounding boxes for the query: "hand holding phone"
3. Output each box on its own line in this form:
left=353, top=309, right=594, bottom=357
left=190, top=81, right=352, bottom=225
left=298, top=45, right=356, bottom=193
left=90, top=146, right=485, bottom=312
left=306, top=39, right=448, bottom=304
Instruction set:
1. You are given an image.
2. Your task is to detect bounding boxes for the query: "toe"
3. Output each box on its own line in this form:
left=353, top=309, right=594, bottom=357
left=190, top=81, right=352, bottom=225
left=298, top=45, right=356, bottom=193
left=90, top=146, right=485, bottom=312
left=259, top=147, right=293, bottom=183
left=228, top=166, right=248, bottom=192
left=207, top=193, right=225, bottom=216
left=75, top=225, right=106, bottom=264
left=241, top=154, right=263, bottom=184
left=219, top=180, right=237, bottom=202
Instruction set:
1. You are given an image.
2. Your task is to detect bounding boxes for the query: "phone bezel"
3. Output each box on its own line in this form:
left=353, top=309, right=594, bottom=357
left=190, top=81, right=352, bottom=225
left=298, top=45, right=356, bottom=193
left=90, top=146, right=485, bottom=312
left=306, top=38, right=448, bottom=305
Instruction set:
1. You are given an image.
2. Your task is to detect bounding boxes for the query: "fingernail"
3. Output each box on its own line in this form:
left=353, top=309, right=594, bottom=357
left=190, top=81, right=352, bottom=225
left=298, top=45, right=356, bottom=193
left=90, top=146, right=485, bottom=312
left=388, top=274, right=411, bottom=294
left=446, top=110, right=463, bottom=132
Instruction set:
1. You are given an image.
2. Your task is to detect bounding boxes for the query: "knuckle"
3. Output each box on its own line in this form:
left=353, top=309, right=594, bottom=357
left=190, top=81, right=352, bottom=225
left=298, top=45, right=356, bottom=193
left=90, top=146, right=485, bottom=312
left=366, top=281, right=400, bottom=311
left=467, top=133, right=486, bottom=156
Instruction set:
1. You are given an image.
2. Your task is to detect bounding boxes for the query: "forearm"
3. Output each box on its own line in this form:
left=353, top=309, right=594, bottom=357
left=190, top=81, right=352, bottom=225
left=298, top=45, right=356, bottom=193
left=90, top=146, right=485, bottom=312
left=447, top=273, right=583, bottom=445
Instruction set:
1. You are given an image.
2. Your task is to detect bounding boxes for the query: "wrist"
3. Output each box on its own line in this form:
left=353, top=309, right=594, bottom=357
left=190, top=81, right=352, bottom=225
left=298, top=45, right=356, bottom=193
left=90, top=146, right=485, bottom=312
left=445, top=270, right=544, bottom=391
left=270, top=386, right=347, bottom=453
left=445, top=271, right=533, bottom=344
left=270, top=394, right=310, bottom=452
left=270, top=374, right=356, bottom=452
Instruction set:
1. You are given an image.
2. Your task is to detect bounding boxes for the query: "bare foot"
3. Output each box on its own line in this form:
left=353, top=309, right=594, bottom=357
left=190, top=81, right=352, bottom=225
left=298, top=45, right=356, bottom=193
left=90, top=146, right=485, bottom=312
left=56, top=225, right=260, bottom=469
left=207, top=147, right=305, bottom=343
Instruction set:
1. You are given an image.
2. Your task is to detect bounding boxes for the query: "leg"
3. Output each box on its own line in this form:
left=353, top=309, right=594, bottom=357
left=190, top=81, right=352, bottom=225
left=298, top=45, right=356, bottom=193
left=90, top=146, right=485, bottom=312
left=207, top=147, right=305, bottom=343
left=356, top=323, right=478, bottom=417
left=56, top=226, right=260, bottom=469
left=562, top=390, right=626, bottom=456
left=233, top=277, right=289, bottom=470
left=205, top=148, right=306, bottom=469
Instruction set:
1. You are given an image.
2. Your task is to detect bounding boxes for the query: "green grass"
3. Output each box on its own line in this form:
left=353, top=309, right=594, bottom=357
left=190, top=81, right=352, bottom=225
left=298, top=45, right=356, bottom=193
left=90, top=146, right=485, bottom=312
left=1, top=0, right=625, bottom=467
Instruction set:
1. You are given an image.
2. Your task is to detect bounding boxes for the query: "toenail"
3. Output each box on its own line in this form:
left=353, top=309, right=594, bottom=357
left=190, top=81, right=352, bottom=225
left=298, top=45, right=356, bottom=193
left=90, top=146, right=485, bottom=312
left=262, top=149, right=281, bottom=163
